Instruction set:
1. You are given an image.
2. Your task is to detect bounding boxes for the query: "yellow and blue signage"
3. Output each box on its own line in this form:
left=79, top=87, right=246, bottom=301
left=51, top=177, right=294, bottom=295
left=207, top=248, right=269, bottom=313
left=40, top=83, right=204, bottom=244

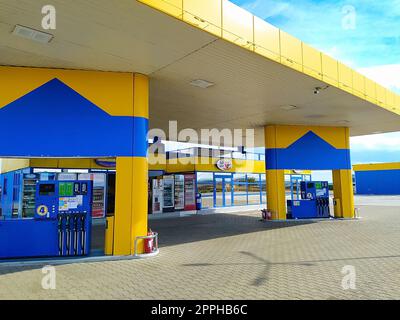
left=0, top=67, right=148, bottom=158
left=265, top=125, right=351, bottom=170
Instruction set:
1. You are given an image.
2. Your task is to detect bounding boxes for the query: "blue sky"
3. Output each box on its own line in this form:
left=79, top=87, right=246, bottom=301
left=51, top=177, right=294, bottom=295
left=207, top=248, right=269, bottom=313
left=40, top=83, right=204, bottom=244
left=231, top=0, right=400, bottom=164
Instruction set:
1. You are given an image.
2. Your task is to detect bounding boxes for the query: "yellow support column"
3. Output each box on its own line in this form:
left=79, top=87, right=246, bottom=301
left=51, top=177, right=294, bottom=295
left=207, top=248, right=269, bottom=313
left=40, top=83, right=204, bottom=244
left=131, top=156, right=149, bottom=254
left=114, top=157, right=134, bottom=255
left=265, top=124, right=353, bottom=220
left=113, top=74, right=149, bottom=255
left=265, top=125, right=287, bottom=220
left=333, top=169, right=355, bottom=218
left=266, top=169, right=286, bottom=220
left=131, top=73, right=149, bottom=254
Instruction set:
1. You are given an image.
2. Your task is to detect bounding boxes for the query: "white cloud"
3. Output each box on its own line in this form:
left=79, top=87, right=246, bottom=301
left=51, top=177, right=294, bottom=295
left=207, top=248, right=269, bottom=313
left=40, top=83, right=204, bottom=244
left=233, top=0, right=400, bottom=163
left=321, top=46, right=356, bottom=67
left=358, top=64, right=400, bottom=92
left=233, top=0, right=400, bottom=70
left=351, top=132, right=400, bottom=151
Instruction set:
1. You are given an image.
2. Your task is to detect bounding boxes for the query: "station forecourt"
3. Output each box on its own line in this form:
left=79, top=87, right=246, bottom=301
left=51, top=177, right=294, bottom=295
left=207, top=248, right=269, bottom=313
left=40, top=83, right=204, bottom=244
left=0, top=0, right=399, bottom=261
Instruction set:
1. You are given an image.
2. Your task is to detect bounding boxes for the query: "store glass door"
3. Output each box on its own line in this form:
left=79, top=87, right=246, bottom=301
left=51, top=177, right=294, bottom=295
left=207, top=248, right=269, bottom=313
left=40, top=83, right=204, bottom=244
left=214, top=175, right=233, bottom=207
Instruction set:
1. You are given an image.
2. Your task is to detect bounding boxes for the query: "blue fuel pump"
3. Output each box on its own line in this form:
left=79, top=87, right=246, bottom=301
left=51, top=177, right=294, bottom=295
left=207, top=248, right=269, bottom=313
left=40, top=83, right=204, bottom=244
left=36, top=181, right=92, bottom=257
left=0, top=180, right=92, bottom=259
left=287, top=181, right=330, bottom=219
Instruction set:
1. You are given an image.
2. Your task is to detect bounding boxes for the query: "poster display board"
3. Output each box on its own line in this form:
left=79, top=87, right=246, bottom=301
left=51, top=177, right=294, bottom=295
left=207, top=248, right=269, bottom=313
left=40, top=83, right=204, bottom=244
left=184, top=174, right=196, bottom=211
left=78, top=173, right=106, bottom=218
left=152, top=178, right=163, bottom=214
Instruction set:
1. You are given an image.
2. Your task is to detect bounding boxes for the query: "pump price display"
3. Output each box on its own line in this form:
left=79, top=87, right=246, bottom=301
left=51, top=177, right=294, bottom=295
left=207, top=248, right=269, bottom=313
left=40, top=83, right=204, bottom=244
left=151, top=304, right=248, bottom=318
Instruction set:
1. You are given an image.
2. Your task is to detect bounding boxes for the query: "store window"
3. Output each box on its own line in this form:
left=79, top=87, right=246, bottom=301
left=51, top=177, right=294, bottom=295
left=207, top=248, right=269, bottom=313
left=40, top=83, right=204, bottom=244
left=248, top=183, right=261, bottom=205
left=197, top=172, right=213, bottom=208
left=234, top=174, right=263, bottom=207
left=261, top=174, right=266, bottom=204
left=233, top=173, right=247, bottom=206
left=197, top=172, right=213, bottom=183
left=197, top=172, right=265, bottom=209
left=247, top=174, right=260, bottom=184
left=247, top=174, right=262, bottom=205
left=233, top=173, right=246, bottom=182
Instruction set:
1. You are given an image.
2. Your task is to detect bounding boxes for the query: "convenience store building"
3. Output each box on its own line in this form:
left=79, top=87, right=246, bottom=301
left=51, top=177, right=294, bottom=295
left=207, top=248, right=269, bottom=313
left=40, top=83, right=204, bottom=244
left=0, top=148, right=309, bottom=255
left=0, top=147, right=312, bottom=219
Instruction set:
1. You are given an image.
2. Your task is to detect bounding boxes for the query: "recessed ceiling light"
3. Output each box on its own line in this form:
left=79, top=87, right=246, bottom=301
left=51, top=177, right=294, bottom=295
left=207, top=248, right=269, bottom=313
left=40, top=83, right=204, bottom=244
left=12, top=25, right=53, bottom=43
left=190, top=79, right=214, bottom=89
left=280, top=105, right=298, bottom=111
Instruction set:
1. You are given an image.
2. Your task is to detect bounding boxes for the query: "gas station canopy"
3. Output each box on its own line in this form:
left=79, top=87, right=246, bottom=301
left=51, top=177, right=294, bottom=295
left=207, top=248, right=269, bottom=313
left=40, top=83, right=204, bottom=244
left=0, top=0, right=399, bottom=146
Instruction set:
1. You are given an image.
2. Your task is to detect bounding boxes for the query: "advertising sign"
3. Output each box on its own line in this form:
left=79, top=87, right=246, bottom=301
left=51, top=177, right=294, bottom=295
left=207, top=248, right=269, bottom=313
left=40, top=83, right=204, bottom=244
left=152, top=178, right=163, bottom=214
left=95, top=158, right=116, bottom=168
left=216, top=159, right=233, bottom=171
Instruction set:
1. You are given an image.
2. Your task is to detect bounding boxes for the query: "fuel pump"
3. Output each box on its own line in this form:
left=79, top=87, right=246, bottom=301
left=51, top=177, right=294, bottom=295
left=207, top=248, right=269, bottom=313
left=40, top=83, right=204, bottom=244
left=0, top=180, right=93, bottom=259
left=51, top=181, right=92, bottom=257
left=287, top=181, right=330, bottom=219
left=303, top=181, right=330, bottom=218
left=33, top=180, right=92, bottom=257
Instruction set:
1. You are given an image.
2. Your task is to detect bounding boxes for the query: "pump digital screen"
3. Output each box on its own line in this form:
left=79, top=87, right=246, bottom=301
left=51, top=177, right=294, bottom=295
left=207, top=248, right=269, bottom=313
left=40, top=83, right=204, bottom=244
left=39, top=184, right=55, bottom=196
left=59, top=182, right=74, bottom=196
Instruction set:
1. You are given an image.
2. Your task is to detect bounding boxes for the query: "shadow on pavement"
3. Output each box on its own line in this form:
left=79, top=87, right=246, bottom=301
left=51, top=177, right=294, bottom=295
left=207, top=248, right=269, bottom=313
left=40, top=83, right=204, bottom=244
left=182, top=250, right=400, bottom=287
left=149, top=211, right=314, bottom=248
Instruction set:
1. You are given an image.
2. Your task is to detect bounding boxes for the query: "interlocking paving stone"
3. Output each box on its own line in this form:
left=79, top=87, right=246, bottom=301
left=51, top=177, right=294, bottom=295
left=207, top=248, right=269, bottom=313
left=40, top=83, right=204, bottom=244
left=0, top=200, right=399, bottom=300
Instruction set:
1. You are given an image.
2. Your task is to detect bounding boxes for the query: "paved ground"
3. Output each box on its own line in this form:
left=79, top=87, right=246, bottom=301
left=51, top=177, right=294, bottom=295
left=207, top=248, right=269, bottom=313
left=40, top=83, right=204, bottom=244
left=355, top=195, right=400, bottom=206
left=0, top=196, right=399, bottom=300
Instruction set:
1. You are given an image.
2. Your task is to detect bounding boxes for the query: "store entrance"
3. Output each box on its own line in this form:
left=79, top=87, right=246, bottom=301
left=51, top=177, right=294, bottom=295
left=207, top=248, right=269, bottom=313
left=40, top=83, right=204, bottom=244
left=214, top=174, right=233, bottom=207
